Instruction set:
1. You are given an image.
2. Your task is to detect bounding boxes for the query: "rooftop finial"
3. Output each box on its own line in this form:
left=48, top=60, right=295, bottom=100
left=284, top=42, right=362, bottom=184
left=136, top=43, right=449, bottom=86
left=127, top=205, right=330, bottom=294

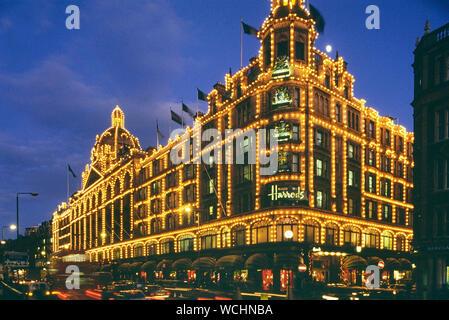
left=111, top=105, right=125, bottom=128
left=424, top=20, right=431, bottom=34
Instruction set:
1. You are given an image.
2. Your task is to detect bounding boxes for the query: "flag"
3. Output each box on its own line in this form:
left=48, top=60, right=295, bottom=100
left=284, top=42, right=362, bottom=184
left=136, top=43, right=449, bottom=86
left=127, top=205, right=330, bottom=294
left=171, top=110, right=183, bottom=125
left=156, top=120, right=165, bottom=138
left=68, top=164, right=77, bottom=178
left=242, top=21, right=258, bottom=37
left=310, top=4, right=325, bottom=33
left=182, top=103, right=195, bottom=118
left=197, top=88, right=207, bottom=102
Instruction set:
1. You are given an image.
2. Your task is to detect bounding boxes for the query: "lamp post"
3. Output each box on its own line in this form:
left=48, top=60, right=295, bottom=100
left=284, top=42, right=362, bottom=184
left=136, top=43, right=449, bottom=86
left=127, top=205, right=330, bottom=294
left=16, top=192, right=39, bottom=238
left=1, top=224, right=17, bottom=244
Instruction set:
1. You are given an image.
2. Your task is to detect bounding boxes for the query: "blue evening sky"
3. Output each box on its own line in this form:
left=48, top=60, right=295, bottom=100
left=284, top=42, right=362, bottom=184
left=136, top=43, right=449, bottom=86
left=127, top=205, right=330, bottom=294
left=0, top=0, right=447, bottom=235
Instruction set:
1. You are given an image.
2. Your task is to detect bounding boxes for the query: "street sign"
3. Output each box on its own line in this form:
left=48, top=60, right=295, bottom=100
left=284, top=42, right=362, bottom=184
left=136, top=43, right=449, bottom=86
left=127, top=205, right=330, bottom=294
left=298, top=264, right=307, bottom=272
left=378, top=260, right=385, bottom=269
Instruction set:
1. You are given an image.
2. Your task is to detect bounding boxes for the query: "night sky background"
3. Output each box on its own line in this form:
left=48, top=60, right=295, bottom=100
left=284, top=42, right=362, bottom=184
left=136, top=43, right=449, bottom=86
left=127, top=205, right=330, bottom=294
left=0, top=0, right=447, bottom=237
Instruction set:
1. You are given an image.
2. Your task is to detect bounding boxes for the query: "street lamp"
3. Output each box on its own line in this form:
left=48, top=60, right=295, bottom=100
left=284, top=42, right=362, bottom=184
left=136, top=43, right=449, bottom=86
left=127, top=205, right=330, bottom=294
left=1, top=224, right=17, bottom=244
left=16, top=192, right=39, bottom=238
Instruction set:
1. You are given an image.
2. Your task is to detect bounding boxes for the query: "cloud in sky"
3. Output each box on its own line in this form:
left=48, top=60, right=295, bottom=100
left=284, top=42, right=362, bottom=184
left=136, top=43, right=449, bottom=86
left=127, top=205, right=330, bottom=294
left=0, top=0, right=190, bottom=230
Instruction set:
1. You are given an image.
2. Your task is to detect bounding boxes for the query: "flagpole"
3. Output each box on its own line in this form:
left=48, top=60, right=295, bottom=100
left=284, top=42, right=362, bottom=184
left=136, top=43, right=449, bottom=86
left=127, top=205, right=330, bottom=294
left=240, top=17, right=243, bottom=70
left=66, top=165, right=69, bottom=203
left=169, top=108, right=172, bottom=138
left=181, top=101, right=184, bottom=128
left=196, top=89, right=199, bottom=115
left=156, top=120, right=159, bottom=148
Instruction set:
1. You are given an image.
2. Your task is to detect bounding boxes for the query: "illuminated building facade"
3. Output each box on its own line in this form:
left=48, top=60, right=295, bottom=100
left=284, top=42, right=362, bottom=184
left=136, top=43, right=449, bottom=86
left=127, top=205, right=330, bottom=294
left=413, top=21, right=449, bottom=299
left=52, top=0, right=414, bottom=289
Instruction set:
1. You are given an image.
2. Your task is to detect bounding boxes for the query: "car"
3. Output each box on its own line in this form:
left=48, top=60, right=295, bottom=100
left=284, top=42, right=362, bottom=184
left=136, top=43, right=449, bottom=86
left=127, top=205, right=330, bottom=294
left=26, top=282, right=51, bottom=299
left=114, top=290, right=147, bottom=300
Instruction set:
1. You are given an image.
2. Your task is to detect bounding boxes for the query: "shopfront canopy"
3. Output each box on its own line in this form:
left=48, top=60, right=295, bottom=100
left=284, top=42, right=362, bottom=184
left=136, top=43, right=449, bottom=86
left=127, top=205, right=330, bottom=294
left=366, top=257, right=382, bottom=266
left=245, top=253, right=271, bottom=270
left=274, top=253, right=300, bottom=269
left=385, top=258, right=401, bottom=271
left=191, top=257, right=216, bottom=270
left=118, top=262, right=131, bottom=273
left=156, top=259, right=172, bottom=271
left=398, top=258, right=412, bottom=270
left=141, top=261, right=157, bottom=272
left=129, top=262, right=143, bottom=272
left=172, top=258, right=193, bottom=270
left=216, top=255, right=244, bottom=270
left=342, top=255, right=368, bottom=270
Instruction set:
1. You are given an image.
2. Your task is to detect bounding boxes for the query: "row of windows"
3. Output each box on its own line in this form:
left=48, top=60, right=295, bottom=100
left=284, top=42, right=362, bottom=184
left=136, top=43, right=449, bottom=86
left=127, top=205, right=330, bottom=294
left=94, top=221, right=410, bottom=260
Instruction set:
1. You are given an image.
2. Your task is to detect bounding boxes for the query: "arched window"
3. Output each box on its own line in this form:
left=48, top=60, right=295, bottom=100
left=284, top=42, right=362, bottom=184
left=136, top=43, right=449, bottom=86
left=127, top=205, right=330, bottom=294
left=178, top=235, right=194, bottom=252
left=146, top=242, right=157, bottom=256
left=276, top=218, right=298, bottom=242
left=98, top=191, right=102, bottom=206
left=221, top=228, right=230, bottom=248
left=165, top=213, right=176, bottom=231
left=134, top=245, right=144, bottom=257
left=124, top=173, right=131, bottom=190
left=382, top=232, right=393, bottom=250
left=150, top=218, right=162, bottom=234
left=231, top=225, right=247, bottom=247
left=325, top=223, right=339, bottom=245
left=106, top=185, right=112, bottom=201
left=92, top=195, right=96, bottom=209
left=397, top=235, right=405, bottom=252
left=364, top=230, right=379, bottom=248
left=114, top=179, right=121, bottom=197
left=200, top=231, right=217, bottom=250
left=304, top=220, right=320, bottom=244
left=343, top=226, right=361, bottom=247
left=160, top=239, right=174, bottom=254
left=113, top=248, right=121, bottom=260
left=251, top=221, right=271, bottom=244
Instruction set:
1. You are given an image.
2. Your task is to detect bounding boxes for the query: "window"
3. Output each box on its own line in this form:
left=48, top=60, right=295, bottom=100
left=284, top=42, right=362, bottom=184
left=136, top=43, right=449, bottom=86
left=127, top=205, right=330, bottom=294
left=348, top=198, right=359, bottom=216
left=380, top=179, right=391, bottom=197
left=146, top=242, right=157, bottom=255
left=365, top=201, right=377, bottom=220
left=382, top=205, right=392, bottom=223
left=348, top=169, right=356, bottom=187
left=316, top=158, right=327, bottom=177
left=276, top=219, right=298, bottom=242
left=183, top=164, right=196, bottom=181
left=324, top=75, right=330, bottom=88
left=436, top=110, right=447, bottom=141
left=325, top=224, right=338, bottom=245
left=316, top=190, right=328, bottom=209
left=292, top=124, right=300, bottom=141
left=368, top=120, right=375, bottom=138
left=200, top=233, right=217, bottom=250
left=292, top=154, right=299, bottom=173
left=366, top=174, right=376, bottom=193
left=277, top=39, right=289, bottom=58
left=232, top=226, right=246, bottom=247
left=165, top=192, right=178, bottom=209
left=150, top=199, right=161, bottom=215
left=252, top=222, right=270, bottom=244
left=382, top=233, right=393, bottom=250
left=364, top=232, right=379, bottom=248
left=295, top=41, right=305, bottom=60
left=347, top=108, right=360, bottom=131
left=183, top=184, right=196, bottom=203
left=178, top=235, right=194, bottom=252
left=397, top=207, right=406, bottom=225
left=366, top=149, right=376, bottom=167
left=344, top=227, right=361, bottom=247
left=209, top=178, right=215, bottom=194
left=348, top=143, right=355, bottom=159
left=160, top=239, right=174, bottom=254
left=335, top=104, right=342, bottom=122
left=294, top=88, right=300, bottom=108
left=304, top=222, right=320, bottom=243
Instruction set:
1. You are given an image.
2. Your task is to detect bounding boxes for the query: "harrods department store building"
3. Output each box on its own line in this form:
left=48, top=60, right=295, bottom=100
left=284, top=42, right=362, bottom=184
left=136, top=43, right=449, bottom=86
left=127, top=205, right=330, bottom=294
left=52, top=0, right=414, bottom=288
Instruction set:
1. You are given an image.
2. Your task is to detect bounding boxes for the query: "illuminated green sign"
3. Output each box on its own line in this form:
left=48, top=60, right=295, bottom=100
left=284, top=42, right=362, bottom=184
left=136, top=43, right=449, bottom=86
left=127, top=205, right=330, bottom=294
left=267, top=184, right=307, bottom=202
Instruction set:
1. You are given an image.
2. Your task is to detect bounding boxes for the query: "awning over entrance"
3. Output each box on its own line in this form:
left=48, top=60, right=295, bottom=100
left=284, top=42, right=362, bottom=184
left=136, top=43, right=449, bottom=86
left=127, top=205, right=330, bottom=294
left=216, top=255, right=244, bottom=270
left=118, top=262, right=131, bottom=272
left=129, top=262, right=142, bottom=272
left=274, top=253, right=300, bottom=269
left=156, top=259, right=172, bottom=271
left=172, top=258, right=193, bottom=270
left=191, top=257, right=216, bottom=270
left=245, top=253, right=270, bottom=270
left=398, top=258, right=412, bottom=270
left=342, top=255, right=367, bottom=270
left=141, top=261, right=157, bottom=272
left=366, top=256, right=382, bottom=266
left=384, top=258, right=401, bottom=271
